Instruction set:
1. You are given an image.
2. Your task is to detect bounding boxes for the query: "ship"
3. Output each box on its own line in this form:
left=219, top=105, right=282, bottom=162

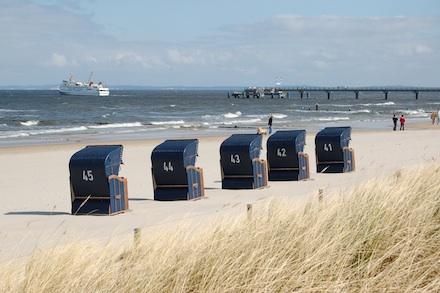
left=58, top=72, right=110, bottom=96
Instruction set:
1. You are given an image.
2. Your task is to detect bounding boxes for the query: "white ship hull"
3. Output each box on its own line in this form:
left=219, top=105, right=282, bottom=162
left=58, top=85, right=110, bottom=96
left=58, top=73, right=110, bottom=96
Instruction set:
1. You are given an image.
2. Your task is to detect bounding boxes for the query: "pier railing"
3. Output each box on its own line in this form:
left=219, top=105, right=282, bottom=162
left=230, top=86, right=440, bottom=100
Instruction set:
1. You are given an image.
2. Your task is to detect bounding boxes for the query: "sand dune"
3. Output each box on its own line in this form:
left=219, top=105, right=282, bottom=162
left=0, top=123, right=439, bottom=262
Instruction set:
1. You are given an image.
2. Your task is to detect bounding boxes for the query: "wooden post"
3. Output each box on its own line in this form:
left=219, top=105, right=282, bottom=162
left=318, top=189, right=324, bottom=203
left=134, top=228, right=141, bottom=248
left=247, top=204, right=253, bottom=221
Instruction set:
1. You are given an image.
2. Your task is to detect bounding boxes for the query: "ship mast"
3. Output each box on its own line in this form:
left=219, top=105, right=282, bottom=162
left=87, top=71, right=93, bottom=84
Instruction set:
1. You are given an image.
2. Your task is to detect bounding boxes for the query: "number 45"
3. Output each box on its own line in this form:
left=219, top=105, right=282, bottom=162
left=82, top=170, right=94, bottom=181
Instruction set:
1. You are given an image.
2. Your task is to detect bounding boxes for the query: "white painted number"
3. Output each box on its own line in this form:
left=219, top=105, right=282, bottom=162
left=163, top=161, right=174, bottom=171
left=82, top=170, right=94, bottom=181
left=277, top=148, right=287, bottom=157
left=230, top=154, right=241, bottom=164
left=324, top=143, right=333, bottom=152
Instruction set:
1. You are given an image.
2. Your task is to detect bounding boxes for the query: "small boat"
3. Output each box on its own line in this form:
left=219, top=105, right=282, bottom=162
left=58, top=72, right=109, bottom=96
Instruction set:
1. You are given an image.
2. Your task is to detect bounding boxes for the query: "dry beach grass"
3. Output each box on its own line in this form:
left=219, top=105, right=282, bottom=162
left=1, top=163, right=439, bottom=292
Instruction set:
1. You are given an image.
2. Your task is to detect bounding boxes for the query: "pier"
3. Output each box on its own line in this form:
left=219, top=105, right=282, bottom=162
left=229, top=86, right=440, bottom=100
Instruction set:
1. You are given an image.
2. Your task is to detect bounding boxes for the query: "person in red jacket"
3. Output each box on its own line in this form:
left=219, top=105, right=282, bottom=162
left=400, top=115, right=406, bottom=131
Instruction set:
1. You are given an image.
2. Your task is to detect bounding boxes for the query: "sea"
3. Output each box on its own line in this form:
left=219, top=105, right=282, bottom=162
left=0, top=89, right=439, bottom=147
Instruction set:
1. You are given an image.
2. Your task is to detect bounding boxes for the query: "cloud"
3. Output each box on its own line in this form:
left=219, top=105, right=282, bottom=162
left=0, top=1, right=439, bottom=86
left=313, top=60, right=329, bottom=70
left=222, top=14, right=439, bottom=46
left=167, top=49, right=195, bottom=65
left=415, top=45, right=433, bottom=54
left=47, top=53, right=69, bottom=67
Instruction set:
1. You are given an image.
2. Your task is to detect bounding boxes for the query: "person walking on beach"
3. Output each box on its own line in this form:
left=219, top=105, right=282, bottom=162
left=437, top=109, right=440, bottom=125
left=392, top=114, right=398, bottom=131
left=400, top=115, right=406, bottom=131
left=268, top=115, right=273, bottom=134
left=431, top=112, right=437, bottom=125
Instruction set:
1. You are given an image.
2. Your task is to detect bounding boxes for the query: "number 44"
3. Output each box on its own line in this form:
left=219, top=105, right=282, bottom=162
left=163, top=162, right=174, bottom=171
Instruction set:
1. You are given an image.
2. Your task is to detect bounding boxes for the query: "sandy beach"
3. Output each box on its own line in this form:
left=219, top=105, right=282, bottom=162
left=0, top=122, right=439, bottom=262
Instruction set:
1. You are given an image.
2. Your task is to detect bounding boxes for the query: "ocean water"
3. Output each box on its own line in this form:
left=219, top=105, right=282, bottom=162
left=0, top=89, right=439, bottom=146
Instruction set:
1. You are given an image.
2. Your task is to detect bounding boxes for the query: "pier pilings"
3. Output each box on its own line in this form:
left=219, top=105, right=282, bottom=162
left=228, top=86, right=439, bottom=100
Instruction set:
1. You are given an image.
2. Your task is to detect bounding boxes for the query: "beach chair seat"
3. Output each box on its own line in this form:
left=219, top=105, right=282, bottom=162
left=220, top=134, right=268, bottom=189
left=151, top=139, right=204, bottom=200
left=266, top=130, right=310, bottom=181
left=315, top=127, right=355, bottom=173
left=69, top=145, right=128, bottom=215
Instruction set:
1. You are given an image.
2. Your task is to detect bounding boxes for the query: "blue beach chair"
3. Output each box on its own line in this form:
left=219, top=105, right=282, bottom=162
left=69, top=145, right=128, bottom=215
left=220, top=134, right=268, bottom=189
left=315, top=127, right=355, bottom=173
left=267, top=130, right=310, bottom=181
left=151, top=139, right=204, bottom=200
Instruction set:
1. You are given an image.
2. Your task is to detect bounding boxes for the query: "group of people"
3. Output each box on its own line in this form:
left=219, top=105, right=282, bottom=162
left=430, top=109, right=440, bottom=125
left=392, top=114, right=406, bottom=131
left=268, top=109, right=440, bottom=134
left=393, top=109, right=440, bottom=131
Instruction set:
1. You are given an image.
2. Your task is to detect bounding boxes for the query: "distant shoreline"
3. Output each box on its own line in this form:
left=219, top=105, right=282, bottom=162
left=0, top=119, right=437, bottom=149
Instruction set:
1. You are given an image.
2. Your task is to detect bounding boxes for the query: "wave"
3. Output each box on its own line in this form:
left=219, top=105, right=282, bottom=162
left=360, top=101, right=395, bottom=106
left=331, top=104, right=356, bottom=108
left=0, top=132, right=30, bottom=138
left=20, top=120, right=39, bottom=126
left=89, top=122, right=143, bottom=129
left=397, top=109, right=427, bottom=117
left=150, top=120, right=185, bottom=125
left=291, top=108, right=371, bottom=114
left=38, top=120, right=57, bottom=126
left=0, top=126, right=88, bottom=139
left=331, top=109, right=371, bottom=114
left=223, top=111, right=242, bottom=118
left=29, top=126, right=88, bottom=135
left=315, top=117, right=350, bottom=122
left=272, top=114, right=287, bottom=119
left=102, top=112, right=117, bottom=118
left=177, top=124, right=199, bottom=129
left=222, top=118, right=261, bottom=125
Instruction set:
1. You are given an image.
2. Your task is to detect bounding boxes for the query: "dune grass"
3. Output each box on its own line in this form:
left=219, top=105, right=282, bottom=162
left=1, top=164, right=440, bottom=292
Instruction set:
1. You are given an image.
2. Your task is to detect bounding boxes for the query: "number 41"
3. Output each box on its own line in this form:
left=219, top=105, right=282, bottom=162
left=324, top=143, right=333, bottom=151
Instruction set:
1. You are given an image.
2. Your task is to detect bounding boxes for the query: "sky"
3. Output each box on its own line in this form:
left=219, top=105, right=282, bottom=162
left=1, top=0, right=439, bottom=87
